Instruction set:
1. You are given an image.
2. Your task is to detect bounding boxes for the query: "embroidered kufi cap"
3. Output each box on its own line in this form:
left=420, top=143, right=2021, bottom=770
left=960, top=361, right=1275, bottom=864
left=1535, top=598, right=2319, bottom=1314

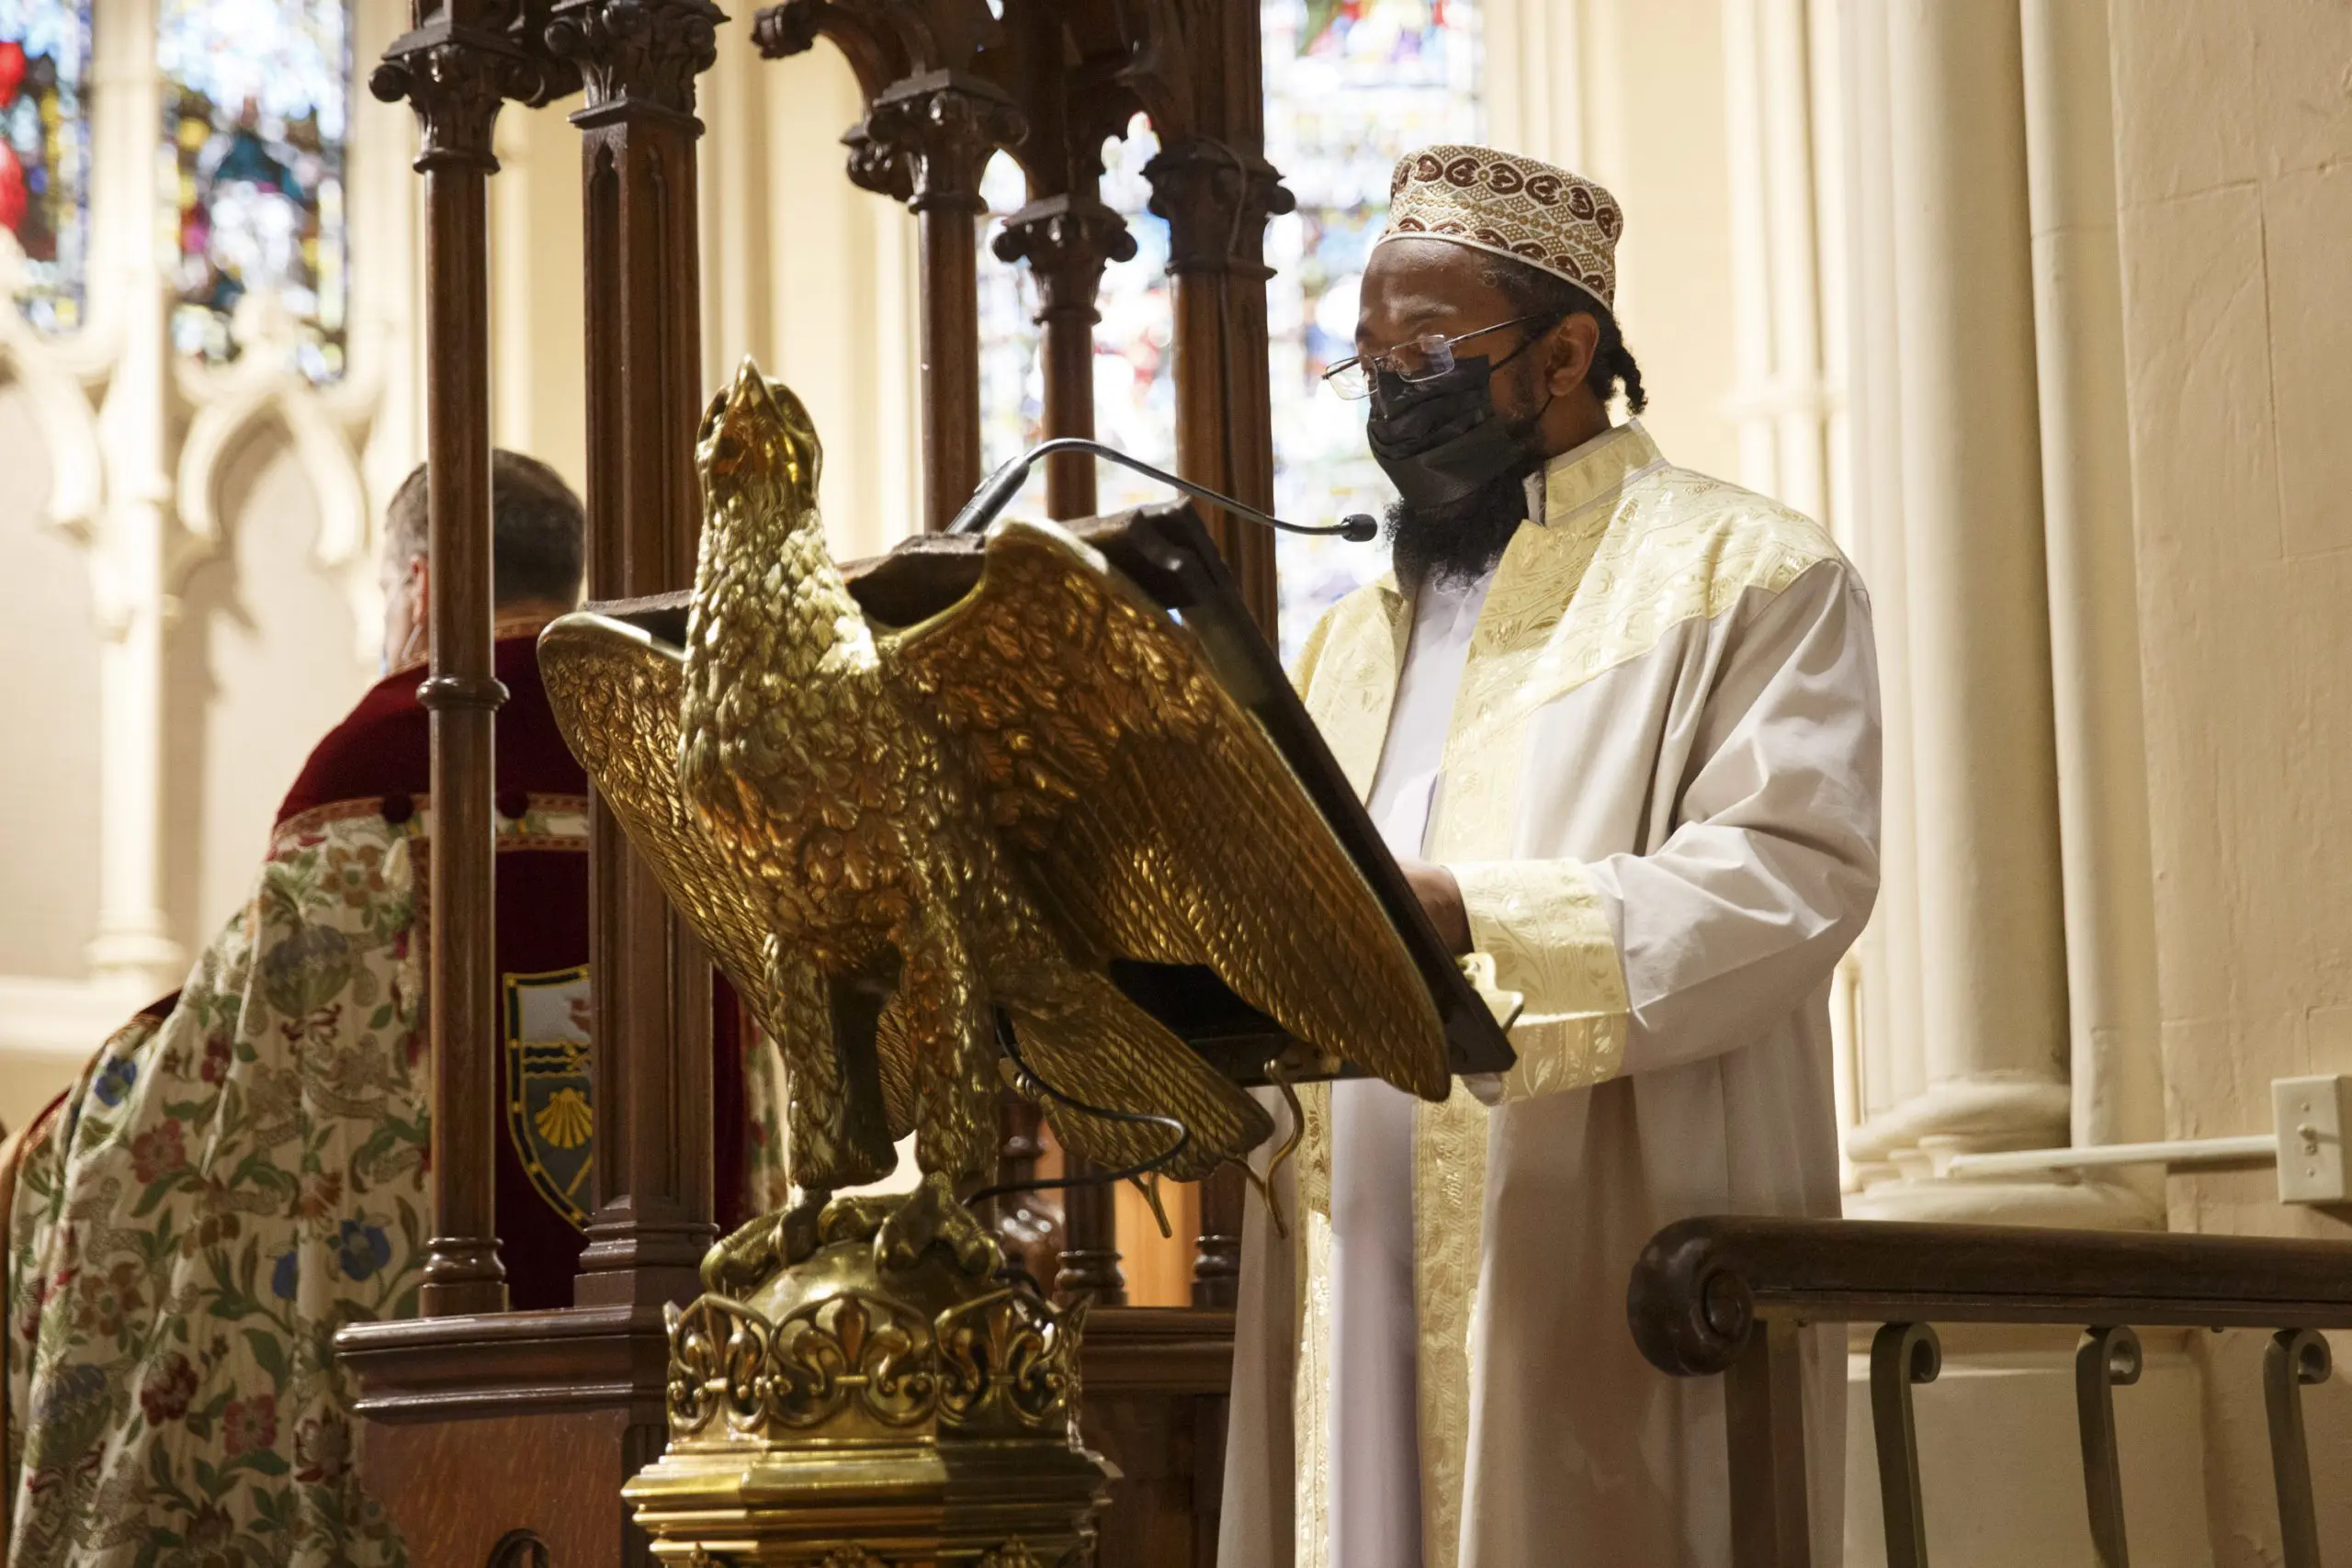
left=1377, top=144, right=1624, bottom=311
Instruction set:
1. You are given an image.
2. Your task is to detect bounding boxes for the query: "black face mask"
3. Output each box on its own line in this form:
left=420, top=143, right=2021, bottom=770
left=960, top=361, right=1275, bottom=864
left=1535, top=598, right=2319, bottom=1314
left=1364, top=346, right=1555, bottom=512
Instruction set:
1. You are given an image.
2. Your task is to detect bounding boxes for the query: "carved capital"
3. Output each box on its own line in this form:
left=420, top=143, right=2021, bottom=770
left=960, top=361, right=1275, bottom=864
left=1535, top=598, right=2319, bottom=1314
left=1144, top=137, right=1295, bottom=276
left=547, top=0, right=726, bottom=118
left=843, top=122, right=916, bottom=203
left=975, top=1543, right=1046, bottom=1568
left=859, top=73, right=1027, bottom=217
left=750, top=0, right=824, bottom=59
left=371, top=41, right=512, bottom=172
left=372, top=4, right=580, bottom=163
left=992, top=196, right=1136, bottom=323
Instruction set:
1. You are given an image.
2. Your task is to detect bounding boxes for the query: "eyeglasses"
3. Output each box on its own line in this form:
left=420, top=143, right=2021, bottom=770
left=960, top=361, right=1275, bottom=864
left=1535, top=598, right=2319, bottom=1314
left=1321, top=312, right=1559, bottom=401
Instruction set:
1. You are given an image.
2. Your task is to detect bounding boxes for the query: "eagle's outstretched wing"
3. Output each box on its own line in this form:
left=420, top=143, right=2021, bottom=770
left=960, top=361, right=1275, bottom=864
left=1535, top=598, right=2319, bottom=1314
left=889, top=519, right=1452, bottom=1102
left=537, top=614, right=920, bottom=1136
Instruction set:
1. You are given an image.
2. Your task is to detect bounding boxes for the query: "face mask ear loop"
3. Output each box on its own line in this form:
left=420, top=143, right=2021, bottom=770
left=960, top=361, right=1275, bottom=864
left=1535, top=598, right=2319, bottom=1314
left=1512, top=390, right=1557, bottom=443
left=1487, top=308, right=1571, bottom=378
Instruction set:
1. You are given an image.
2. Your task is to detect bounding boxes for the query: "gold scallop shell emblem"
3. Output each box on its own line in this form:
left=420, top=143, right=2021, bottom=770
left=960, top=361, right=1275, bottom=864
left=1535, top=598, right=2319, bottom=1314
left=535, top=1087, right=594, bottom=1150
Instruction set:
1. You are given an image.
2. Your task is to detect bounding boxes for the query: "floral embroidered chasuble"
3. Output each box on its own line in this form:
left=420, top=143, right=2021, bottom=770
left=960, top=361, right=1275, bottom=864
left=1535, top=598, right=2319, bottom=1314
left=1218, top=423, right=1883, bottom=1568
left=0, top=639, right=788, bottom=1566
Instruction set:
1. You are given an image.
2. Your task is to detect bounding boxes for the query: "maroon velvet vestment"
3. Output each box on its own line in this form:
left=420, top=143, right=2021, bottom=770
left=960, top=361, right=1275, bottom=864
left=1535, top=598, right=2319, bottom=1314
left=277, top=633, right=749, bottom=1309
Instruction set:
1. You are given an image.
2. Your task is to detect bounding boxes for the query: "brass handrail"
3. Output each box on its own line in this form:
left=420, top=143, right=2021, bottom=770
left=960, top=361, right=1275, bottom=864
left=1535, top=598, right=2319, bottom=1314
left=1628, top=1216, right=2352, bottom=1568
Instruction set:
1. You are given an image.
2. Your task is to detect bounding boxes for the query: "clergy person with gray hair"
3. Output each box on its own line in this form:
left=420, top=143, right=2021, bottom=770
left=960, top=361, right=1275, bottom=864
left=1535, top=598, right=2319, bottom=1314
left=1219, top=145, right=1881, bottom=1568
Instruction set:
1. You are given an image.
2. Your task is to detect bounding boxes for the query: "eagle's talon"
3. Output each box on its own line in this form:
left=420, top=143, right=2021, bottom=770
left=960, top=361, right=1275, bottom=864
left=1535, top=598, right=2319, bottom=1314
left=700, top=1188, right=831, bottom=1296
left=876, top=1171, right=1001, bottom=1277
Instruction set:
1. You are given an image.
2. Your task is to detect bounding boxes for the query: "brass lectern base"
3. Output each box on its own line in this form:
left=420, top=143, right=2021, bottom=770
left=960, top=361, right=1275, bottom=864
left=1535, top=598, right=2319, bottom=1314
left=626, top=1430, right=1112, bottom=1565
left=623, top=1195, right=1114, bottom=1567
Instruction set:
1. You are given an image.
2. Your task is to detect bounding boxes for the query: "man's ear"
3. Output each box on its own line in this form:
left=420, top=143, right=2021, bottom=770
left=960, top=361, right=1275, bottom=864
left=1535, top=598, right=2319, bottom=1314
left=1545, top=314, right=1601, bottom=398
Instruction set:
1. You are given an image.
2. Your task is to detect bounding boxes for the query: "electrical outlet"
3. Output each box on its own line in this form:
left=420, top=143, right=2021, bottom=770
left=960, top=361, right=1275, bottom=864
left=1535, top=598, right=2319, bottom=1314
left=2273, top=1076, right=2352, bottom=1204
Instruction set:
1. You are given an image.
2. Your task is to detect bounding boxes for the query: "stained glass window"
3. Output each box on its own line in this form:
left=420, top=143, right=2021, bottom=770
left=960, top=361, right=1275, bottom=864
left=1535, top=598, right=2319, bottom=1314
left=1265, top=0, right=1482, bottom=660
left=975, top=1, right=1478, bottom=661
left=1090, top=120, right=1178, bottom=514
left=160, top=0, right=351, bottom=382
left=976, top=121, right=1177, bottom=517
left=0, top=0, right=92, bottom=333
left=978, top=151, right=1043, bottom=475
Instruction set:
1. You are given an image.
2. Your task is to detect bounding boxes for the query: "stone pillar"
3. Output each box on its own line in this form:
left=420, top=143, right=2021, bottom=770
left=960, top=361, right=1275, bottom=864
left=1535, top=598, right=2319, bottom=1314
left=1721, top=0, right=1830, bottom=521
left=695, top=24, right=775, bottom=392
left=2018, top=0, right=2165, bottom=1201
left=1833, top=0, right=1928, bottom=1187
left=1845, top=0, right=2079, bottom=1221
left=82, top=0, right=184, bottom=1003
left=87, top=454, right=177, bottom=997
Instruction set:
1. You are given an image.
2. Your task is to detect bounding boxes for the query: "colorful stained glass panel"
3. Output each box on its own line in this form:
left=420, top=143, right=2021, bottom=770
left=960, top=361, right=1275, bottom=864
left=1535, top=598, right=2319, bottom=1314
left=1090, top=119, right=1177, bottom=515
left=160, top=0, right=351, bottom=382
left=973, top=5, right=1478, bottom=662
left=976, top=122, right=1178, bottom=519
left=1266, top=0, right=1483, bottom=661
left=0, top=0, right=93, bottom=333
left=977, top=150, right=1043, bottom=479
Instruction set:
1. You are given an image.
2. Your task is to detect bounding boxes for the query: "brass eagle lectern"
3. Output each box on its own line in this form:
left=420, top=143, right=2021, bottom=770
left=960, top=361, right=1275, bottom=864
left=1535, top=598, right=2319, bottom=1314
left=537, top=361, right=1513, bottom=1564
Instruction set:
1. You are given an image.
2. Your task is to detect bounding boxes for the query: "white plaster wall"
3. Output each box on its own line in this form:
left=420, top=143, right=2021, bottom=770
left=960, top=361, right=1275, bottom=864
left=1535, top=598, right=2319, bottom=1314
left=1842, top=1335, right=2211, bottom=1568
left=166, top=434, right=376, bottom=945
left=0, top=381, right=102, bottom=981
left=2109, top=0, right=2352, bottom=1250
left=490, top=104, right=591, bottom=496
left=1487, top=0, right=1744, bottom=489
left=2098, top=3, right=2351, bottom=1562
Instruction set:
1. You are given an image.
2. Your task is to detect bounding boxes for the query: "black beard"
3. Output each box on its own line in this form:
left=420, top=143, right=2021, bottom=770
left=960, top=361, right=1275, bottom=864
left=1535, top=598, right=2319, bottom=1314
left=1384, top=460, right=1535, bottom=591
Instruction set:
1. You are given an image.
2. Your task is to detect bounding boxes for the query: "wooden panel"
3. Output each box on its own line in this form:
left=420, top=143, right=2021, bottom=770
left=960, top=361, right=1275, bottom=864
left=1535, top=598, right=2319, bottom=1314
left=1079, top=1308, right=1235, bottom=1568
left=340, top=1301, right=675, bottom=1568
left=341, top=1304, right=1234, bottom=1568
left=1085, top=1393, right=1204, bottom=1568
left=357, top=1408, right=647, bottom=1568
left=556, top=0, right=724, bottom=1311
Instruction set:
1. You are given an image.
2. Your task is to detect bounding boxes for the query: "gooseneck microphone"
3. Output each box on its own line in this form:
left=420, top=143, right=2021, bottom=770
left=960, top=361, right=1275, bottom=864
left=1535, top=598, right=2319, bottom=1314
left=946, top=437, right=1381, bottom=543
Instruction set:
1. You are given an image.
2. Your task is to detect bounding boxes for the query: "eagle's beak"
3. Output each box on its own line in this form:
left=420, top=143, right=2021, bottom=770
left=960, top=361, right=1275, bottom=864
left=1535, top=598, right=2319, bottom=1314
left=698, top=358, right=778, bottom=481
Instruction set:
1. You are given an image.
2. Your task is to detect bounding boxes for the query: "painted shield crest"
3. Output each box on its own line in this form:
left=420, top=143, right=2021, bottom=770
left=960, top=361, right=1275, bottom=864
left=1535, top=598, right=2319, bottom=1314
left=503, top=965, right=594, bottom=1228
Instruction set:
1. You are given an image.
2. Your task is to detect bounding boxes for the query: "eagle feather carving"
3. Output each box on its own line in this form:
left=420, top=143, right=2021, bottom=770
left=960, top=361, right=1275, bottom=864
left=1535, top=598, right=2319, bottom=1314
left=539, top=361, right=1449, bottom=1288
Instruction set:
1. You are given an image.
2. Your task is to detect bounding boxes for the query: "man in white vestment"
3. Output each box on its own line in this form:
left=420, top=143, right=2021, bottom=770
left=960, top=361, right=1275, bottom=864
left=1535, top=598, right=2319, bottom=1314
left=1218, top=144, right=1882, bottom=1568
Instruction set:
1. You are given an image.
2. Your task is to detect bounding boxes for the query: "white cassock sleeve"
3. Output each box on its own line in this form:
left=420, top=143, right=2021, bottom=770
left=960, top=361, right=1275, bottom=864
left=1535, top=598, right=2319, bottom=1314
left=1449, top=560, right=1882, bottom=1100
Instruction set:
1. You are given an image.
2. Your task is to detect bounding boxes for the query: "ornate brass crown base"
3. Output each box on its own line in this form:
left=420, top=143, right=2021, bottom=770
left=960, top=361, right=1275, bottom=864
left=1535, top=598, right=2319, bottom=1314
left=624, top=1194, right=1113, bottom=1566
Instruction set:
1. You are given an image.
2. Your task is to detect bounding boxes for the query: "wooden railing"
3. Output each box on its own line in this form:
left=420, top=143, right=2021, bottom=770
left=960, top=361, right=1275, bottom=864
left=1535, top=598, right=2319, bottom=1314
left=1629, top=1217, right=2352, bottom=1568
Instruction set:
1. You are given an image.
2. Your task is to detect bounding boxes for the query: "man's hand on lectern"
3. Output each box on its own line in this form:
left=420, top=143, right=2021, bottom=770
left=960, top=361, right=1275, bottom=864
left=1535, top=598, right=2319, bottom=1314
left=1398, top=858, right=1473, bottom=956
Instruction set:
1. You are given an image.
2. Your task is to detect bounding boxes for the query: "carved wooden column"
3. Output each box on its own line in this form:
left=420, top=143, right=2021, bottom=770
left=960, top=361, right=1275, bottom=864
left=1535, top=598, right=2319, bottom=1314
left=1057, top=1161, right=1127, bottom=1306
left=1149, top=122, right=1290, bottom=1308
left=994, top=195, right=1135, bottom=518
left=754, top=0, right=1025, bottom=533
left=989, top=1095, right=1062, bottom=1287
left=856, top=73, right=1027, bottom=530
left=1107, top=0, right=1289, bottom=1309
left=1146, top=138, right=1292, bottom=635
left=1192, top=1170, right=1243, bottom=1307
left=547, top=0, right=724, bottom=1309
left=370, top=18, right=525, bottom=1320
